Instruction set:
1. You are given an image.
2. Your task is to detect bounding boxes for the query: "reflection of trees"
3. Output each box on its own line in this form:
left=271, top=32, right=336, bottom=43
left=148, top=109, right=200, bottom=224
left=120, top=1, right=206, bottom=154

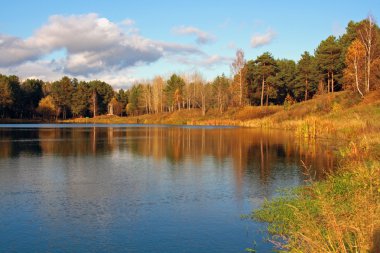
left=38, top=127, right=120, bottom=156
left=0, top=127, right=336, bottom=181
left=0, top=128, right=42, bottom=157
left=123, top=127, right=335, bottom=181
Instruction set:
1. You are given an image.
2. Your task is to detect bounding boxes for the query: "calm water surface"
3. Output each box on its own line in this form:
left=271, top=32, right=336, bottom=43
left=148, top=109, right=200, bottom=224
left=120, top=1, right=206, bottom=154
left=0, top=124, right=336, bottom=252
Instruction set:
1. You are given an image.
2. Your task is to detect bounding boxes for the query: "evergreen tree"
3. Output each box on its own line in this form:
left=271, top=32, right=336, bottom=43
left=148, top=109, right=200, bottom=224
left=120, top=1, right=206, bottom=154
left=295, top=52, right=319, bottom=101
left=116, top=89, right=128, bottom=116
left=273, top=59, right=297, bottom=104
left=126, top=84, right=142, bottom=116
left=51, top=76, right=74, bottom=119
left=21, top=79, right=44, bottom=118
left=89, top=80, right=114, bottom=115
left=315, top=36, right=342, bottom=93
left=165, top=74, right=185, bottom=111
left=71, top=81, right=91, bottom=117
left=254, top=52, right=277, bottom=106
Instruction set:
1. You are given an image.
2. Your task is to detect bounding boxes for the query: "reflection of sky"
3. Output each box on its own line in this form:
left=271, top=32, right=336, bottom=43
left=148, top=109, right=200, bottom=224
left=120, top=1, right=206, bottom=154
left=0, top=125, right=336, bottom=252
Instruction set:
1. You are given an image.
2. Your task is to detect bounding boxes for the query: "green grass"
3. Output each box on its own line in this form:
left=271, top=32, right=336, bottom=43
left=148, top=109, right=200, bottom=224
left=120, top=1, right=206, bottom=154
left=252, top=160, right=380, bottom=252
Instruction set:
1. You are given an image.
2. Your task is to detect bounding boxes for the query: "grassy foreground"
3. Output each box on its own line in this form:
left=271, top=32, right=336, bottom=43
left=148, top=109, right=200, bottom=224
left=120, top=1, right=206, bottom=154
left=65, top=91, right=380, bottom=252
left=245, top=91, right=380, bottom=252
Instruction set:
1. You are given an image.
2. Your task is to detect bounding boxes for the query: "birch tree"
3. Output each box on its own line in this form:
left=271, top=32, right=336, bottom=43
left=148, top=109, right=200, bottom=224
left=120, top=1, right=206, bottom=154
left=152, top=76, right=164, bottom=113
left=231, top=49, right=246, bottom=106
left=344, top=39, right=366, bottom=97
left=359, top=15, right=376, bottom=93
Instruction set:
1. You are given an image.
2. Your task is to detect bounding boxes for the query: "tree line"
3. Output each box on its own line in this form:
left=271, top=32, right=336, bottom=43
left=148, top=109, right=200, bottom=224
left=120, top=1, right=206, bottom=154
left=0, top=17, right=379, bottom=120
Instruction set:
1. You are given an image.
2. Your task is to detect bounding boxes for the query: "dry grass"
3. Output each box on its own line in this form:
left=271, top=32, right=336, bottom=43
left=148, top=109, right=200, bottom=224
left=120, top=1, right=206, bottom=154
left=250, top=91, right=380, bottom=252
left=64, top=105, right=281, bottom=126
left=254, top=136, right=380, bottom=252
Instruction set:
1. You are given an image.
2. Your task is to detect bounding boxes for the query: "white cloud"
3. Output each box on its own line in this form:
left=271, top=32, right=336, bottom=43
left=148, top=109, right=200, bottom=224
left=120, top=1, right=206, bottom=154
left=0, top=60, right=64, bottom=81
left=121, top=18, right=135, bottom=26
left=201, top=55, right=232, bottom=66
left=172, top=26, right=216, bottom=44
left=250, top=29, right=276, bottom=48
left=170, top=54, right=231, bottom=70
left=0, top=13, right=234, bottom=87
left=0, top=35, right=45, bottom=66
left=0, top=13, right=202, bottom=76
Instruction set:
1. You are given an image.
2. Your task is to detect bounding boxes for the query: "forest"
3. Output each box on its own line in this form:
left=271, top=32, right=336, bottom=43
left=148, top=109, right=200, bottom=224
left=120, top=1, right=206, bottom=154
left=0, top=17, right=379, bottom=120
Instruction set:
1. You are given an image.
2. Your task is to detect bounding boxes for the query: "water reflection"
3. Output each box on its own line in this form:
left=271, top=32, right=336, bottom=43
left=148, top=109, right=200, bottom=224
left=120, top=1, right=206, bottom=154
left=0, top=126, right=336, bottom=179
left=0, top=125, right=337, bottom=252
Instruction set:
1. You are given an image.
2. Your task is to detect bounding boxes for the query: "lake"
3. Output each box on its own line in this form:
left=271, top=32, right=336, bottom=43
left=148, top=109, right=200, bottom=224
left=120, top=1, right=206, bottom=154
left=0, top=124, right=336, bottom=252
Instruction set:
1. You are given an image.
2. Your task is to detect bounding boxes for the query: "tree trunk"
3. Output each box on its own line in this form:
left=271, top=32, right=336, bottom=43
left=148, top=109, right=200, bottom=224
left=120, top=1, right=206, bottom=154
left=261, top=76, right=265, bottom=107
left=331, top=72, right=334, bottom=93
left=354, top=55, right=364, bottom=97
left=367, top=53, right=371, bottom=93
left=92, top=91, right=97, bottom=117
left=327, top=73, right=330, bottom=94
left=239, top=69, right=242, bottom=106
left=201, top=94, right=206, bottom=116
left=305, top=78, right=308, bottom=101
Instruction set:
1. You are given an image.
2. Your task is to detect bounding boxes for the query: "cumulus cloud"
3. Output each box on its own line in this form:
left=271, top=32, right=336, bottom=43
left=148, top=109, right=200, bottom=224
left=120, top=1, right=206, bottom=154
left=201, top=55, right=231, bottom=66
left=0, top=35, right=44, bottom=66
left=250, top=29, right=276, bottom=48
left=172, top=26, right=216, bottom=44
left=0, top=13, right=202, bottom=76
left=171, top=54, right=231, bottom=69
left=121, top=18, right=135, bottom=26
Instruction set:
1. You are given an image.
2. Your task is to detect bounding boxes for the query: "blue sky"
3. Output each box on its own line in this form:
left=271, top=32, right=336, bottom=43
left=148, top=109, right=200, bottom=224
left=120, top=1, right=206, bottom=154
left=0, top=0, right=378, bottom=88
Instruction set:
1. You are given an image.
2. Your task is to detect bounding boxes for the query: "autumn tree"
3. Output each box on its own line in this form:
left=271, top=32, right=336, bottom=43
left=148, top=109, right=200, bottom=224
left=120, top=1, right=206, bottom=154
left=37, top=95, right=57, bottom=120
left=152, top=76, right=164, bottom=113
left=344, top=39, right=366, bottom=96
left=212, top=74, right=230, bottom=113
left=108, top=97, right=123, bottom=116
left=183, top=74, right=195, bottom=110
left=358, top=15, right=378, bottom=93
left=231, top=49, right=246, bottom=106
left=141, top=83, right=153, bottom=114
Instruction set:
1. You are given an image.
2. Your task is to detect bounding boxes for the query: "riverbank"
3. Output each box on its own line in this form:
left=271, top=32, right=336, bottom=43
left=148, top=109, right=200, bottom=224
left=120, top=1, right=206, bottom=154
left=246, top=91, right=380, bottom=252
left=0, top=118, right=46, bottom=124
left=63, top=105, right=282, bottom=126
left=64, top=91, right=380, bottom=140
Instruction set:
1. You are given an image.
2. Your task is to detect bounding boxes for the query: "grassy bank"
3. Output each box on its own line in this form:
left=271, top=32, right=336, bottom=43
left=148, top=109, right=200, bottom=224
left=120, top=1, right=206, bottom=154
left=252, top=139, right=380, bottom=252
left=243, top=91, right=380, bottom=252
left=63, top=105, right=282, bottom=125
left=0, top=118, right=46, bottom=124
